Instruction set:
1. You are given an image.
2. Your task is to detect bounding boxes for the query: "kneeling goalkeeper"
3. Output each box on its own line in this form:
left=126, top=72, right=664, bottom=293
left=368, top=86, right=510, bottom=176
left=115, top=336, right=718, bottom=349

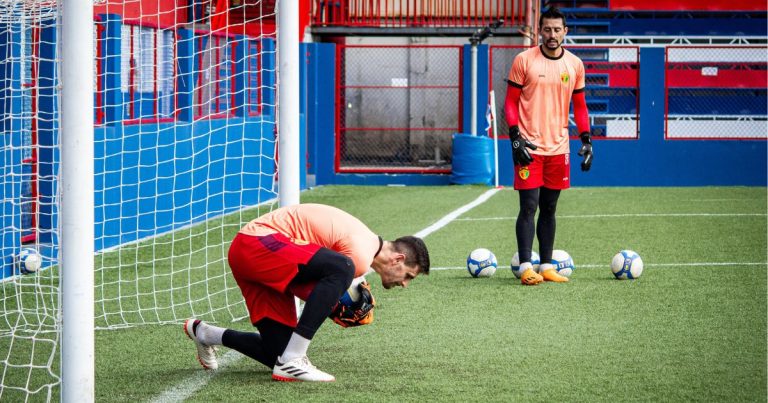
left=182, top=203, right=430, bottom=382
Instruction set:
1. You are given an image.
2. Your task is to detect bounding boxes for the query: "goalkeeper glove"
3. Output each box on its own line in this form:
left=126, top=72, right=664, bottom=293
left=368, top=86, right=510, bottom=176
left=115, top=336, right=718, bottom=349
left=509, top=125, right=537, bottom=166
left=577, top=132, right=593, bottom=172
left=329, top=282, right=375, bottom=328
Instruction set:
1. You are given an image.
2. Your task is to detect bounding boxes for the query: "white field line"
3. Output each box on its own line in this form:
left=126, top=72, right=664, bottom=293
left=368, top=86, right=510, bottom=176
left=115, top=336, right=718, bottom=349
left=432, top=262, right=767, bottom=271
left=148, top=350, right=241, bottom=403
left=149, top=188, right=500, bottom=402
left=414, top=188, right=500, bottom=238
left=456, top=212, right=766, bottom=221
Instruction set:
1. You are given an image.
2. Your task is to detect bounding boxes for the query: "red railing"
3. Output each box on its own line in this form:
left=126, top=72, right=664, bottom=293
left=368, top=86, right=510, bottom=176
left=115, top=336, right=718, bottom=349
left=312, top=0, right=530, bottom=28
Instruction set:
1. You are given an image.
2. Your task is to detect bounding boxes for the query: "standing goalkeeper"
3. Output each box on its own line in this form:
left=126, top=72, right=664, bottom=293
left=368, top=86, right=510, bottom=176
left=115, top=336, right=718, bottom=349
left=504, top=7, right=593, bottom=285
left=182, top=203, right=430, bottom=381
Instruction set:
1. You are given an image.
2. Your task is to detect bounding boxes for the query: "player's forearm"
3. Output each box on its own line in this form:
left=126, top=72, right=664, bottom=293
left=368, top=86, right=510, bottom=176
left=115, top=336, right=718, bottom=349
left=572, top=89, right=590, bottom=134
left=504, top=83, right=522, bottom=128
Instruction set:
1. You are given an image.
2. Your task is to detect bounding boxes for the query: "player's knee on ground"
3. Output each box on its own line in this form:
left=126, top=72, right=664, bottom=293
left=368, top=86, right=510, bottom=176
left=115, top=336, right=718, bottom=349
left=254, top=318, right=295, bottom=367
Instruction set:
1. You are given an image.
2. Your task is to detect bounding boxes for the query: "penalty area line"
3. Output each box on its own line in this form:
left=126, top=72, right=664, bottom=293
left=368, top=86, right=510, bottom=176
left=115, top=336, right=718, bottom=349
left=149, top=187, right=500, bottom=402
left=415, top=188, right=500, bottom=238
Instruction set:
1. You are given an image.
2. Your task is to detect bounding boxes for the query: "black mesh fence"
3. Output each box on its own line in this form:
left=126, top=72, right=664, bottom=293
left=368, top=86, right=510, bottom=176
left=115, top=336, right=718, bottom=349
left=337, top=45, right=463, bottom=173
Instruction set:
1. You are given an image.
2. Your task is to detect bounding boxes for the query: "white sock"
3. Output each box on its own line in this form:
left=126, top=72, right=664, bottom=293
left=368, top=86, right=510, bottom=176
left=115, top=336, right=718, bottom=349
left=280, top=333, right=311, bottom=362
left=539, top=263, right=554, bottom=272
left=196, top=321, right=225, bottom=345
left=519, top=262, right=533, bottom=271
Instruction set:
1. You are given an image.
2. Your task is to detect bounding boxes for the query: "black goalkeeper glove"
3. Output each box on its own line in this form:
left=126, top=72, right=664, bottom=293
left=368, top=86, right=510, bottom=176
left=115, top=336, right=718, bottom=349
left=329, top=282, right=375, bottom=328
left=577, top=132, right=593, bottom=172
left=509, top=125, right=537, bottom=166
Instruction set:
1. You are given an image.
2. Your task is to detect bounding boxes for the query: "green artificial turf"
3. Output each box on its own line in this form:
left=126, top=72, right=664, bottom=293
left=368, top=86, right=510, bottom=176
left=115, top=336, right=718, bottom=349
left=2, top=186, right=766, bottom=402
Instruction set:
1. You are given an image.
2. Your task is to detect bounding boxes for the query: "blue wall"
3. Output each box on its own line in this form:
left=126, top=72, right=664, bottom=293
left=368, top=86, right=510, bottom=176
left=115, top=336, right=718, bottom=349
left=0, top=17, right=279, bottom=279
left=94, top=118, right=275, bottom=251
left=90, top=16, right=280, bottom=250
left=305, top=44, right=767, bottom=187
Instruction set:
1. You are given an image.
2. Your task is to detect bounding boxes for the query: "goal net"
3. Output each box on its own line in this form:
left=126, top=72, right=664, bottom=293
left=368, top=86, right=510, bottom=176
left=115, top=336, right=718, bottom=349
left=0, top=0, right=283, bottom=400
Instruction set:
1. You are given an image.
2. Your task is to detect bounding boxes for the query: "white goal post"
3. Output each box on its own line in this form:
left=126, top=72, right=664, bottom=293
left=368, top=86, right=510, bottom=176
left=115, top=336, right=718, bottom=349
left=60, top=0, right=94, bottom=401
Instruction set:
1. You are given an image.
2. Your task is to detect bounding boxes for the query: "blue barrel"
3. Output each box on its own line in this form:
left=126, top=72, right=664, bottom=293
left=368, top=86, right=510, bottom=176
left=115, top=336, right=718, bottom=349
left=450, top=133, right=494, bottom=185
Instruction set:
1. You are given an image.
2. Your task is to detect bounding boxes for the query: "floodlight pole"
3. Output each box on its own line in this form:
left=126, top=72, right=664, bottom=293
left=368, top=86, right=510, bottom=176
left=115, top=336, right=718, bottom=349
left=61, top=0, right=95, bottom=401
left=469, top=20, right=504, bottom=136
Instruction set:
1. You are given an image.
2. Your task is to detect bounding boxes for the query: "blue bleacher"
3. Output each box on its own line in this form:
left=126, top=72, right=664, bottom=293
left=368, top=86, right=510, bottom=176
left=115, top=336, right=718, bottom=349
left=544, top=1, right=767, bottom=36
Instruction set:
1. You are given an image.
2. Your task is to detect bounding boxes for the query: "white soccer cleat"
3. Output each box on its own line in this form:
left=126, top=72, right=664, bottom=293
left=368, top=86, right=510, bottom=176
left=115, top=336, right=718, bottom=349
left=272, top=355, right=335, bottom=382
left=183, top=319, right=219, bottom=370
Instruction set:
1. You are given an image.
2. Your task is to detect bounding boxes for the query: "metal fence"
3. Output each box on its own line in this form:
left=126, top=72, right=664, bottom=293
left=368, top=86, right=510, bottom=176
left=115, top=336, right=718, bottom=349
left=664, top=46, right=767, bottom=140
left=336, top=44, right=463, bottom=173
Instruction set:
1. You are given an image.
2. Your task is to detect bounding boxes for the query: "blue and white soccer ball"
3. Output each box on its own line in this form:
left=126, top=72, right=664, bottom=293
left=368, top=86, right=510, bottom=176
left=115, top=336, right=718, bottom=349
left=339, top=277, right=366, bottom=306
left=510, top=251, right=541, bottom=278
left=16, top=248, right=41, bottom=275
left=611, top=250, right=644, bottom=280
left=466, top=248, right=497, bottom=278
left=550, top=250, right=575, bottom=277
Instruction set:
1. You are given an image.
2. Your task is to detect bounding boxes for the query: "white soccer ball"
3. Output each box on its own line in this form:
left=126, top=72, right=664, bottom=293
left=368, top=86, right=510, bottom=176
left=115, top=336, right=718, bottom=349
left=611, top=250, right=644, bottom=280
left=466, top=248, right=497, bottom=278
left=510, top=251, right=540, bottom=278
left=550, top=250, right=575, bottom=277
left=17, top=248, right=41, bottom=275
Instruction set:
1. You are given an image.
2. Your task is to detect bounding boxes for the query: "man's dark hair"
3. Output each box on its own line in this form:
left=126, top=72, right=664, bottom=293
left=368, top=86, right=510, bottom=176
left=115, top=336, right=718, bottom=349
left=393, top=236, right=430, bottom=275
left=539, top=7, right=567, bottom=27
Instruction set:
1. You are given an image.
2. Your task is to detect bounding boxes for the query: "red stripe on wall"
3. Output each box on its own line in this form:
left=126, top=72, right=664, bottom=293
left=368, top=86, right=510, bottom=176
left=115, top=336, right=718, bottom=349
left=611, top=0, right=766, bottom=12
left=667, top=67, right=767, bottom=88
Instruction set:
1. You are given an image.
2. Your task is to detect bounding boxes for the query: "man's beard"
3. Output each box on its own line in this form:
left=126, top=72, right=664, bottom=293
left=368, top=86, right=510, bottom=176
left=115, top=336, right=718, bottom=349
left=545, top=39, right=560, bottom=49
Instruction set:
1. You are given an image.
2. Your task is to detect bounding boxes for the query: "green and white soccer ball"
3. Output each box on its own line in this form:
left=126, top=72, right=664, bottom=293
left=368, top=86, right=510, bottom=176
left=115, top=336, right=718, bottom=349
left=17, top=248, right=41, bottom=275
left=611, top=250, right=643, bottom=280
left=466, top=248, right=497, bottom=278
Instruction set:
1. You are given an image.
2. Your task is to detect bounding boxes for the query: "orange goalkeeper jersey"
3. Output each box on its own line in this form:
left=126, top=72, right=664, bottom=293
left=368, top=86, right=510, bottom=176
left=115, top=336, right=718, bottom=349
left=239, top=204, right=380, bottom=277
left=507, top=45, right=586, bottom=155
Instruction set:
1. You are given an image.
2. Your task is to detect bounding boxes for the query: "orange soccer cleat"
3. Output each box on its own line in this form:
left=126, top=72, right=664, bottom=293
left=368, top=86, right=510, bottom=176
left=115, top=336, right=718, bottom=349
left=540, top=264, right=569, bottom=283
left=520, top=268, right=543, bottom=285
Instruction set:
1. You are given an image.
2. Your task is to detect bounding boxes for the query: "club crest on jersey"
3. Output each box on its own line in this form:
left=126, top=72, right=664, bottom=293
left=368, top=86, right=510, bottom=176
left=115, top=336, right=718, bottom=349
left=560, top=72, right=570, bottom=84
left=519, top=167, right=530, bottom=180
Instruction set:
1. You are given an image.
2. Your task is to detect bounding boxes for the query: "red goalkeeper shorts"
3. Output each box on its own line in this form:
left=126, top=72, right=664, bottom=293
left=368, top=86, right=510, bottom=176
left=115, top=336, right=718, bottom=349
left=513, top=153, right=571, bottom=190
left=228, top=232, right=321, bottom=327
